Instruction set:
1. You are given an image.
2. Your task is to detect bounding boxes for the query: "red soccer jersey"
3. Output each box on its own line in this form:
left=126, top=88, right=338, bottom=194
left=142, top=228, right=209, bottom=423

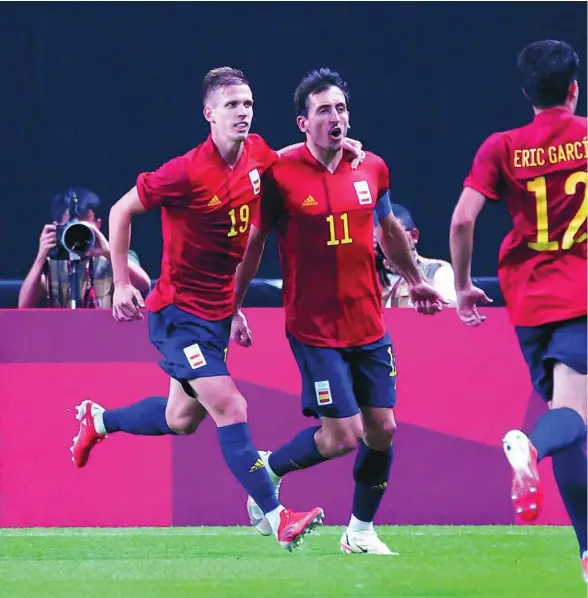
left=260, top=145, right=389, bottom=347
left=137, top=134, right=278, bottom=320
left=464, top=107, right=587, bottom=327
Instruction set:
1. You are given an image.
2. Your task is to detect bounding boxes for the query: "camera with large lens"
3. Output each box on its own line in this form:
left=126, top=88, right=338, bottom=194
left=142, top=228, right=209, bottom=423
left=49, top=192, right=96, bottom=260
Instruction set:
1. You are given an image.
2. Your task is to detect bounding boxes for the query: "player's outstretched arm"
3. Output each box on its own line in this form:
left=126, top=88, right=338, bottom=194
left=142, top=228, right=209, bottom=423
left=377, top=212, right=445, bottom=315
left=450, top=187, right=493, bottom=326
left=109, top=187, right=147, bottom=321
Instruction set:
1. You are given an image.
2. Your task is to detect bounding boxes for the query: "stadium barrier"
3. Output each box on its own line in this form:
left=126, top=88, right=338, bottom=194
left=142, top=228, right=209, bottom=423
left=0, top=308, right=568, bottom=528
left=0, top=276, right=505, bottom=308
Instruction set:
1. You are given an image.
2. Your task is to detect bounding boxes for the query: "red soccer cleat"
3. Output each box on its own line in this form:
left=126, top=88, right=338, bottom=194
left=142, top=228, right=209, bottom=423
left=70, top=400, right=106, bottom=468
left=502, top=430, right=543, bottom=523
left=276, top=507, right=325, bottom=551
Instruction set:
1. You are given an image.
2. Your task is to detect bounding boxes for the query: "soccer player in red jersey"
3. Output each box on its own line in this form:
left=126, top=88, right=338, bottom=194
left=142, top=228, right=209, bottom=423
left=70, top=67, right=326, bottom=551
left=232, top=68, right=445, bottom=554
left=450, top=40, right=587, bottom=579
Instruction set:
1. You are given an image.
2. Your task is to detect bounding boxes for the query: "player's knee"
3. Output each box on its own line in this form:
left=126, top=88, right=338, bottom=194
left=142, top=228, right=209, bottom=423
left=552, top=363, right=588, bottom=423
left=321, top=422, right=364, bottom=457
left=208, top=393, right=248, bottom=426
left=166, top=413, right=198, bottom=435
left=364, top=419, right=397, bottom=451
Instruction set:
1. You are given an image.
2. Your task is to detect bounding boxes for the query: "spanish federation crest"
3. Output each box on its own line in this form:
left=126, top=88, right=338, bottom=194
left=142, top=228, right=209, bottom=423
left=353, top=180, right=372, bottom=205
left=249, top=169, right=261, bottom=195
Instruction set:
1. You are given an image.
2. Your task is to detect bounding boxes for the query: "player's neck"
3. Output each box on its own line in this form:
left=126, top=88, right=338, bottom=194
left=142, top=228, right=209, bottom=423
left=532, top=103, right=572, bottom=116
left=211, top=131, right=244, bottom=169
left=305, top=141, right=343, bottom=174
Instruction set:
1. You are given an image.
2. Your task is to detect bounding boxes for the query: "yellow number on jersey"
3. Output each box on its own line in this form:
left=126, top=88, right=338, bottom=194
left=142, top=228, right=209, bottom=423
left=527, top=172, right=587, bottom=251
left=326, top=213, right=353, bottom=246
left=228, top=205, right=250, bottom=238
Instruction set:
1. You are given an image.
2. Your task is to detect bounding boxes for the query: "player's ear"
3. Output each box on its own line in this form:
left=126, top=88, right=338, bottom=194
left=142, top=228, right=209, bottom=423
left=296, top=115, right=308, bottom=134
left=95, top=218, right=102, bottom=230
left=568, top=80, right=579, bottom=103
left=203, top=105, right=214, bottom=124
left=411, top=228, right=420, bottom=244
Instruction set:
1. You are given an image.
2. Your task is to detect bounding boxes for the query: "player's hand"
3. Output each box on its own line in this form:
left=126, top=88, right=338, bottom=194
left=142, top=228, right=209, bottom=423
left=343, top=137, right=366, bottom=170
left=231, top=309, right=253, bottom=347
left=112, top=284, right=145, bottom=322
left=456, top=284, right=493, bottom=326
left=37, top=223, right=58, bottom=260
left=408, top=281, right=447, bottom=315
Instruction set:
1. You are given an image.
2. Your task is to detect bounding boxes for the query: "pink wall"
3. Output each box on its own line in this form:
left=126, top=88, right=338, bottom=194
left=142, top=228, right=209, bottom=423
left=0, top=309, right=568, bottom=527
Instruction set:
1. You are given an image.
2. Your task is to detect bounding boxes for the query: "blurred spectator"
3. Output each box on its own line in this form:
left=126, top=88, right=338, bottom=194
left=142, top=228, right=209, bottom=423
left=376, top=203, right=457, bottom=308
left=18, top=187, right=151, bottom=308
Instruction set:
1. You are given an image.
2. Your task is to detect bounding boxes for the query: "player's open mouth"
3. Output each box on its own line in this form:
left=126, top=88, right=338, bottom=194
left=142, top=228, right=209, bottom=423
left=329, top=126, right=342, bottom=139
left=235, top=123, right=249, bottom=131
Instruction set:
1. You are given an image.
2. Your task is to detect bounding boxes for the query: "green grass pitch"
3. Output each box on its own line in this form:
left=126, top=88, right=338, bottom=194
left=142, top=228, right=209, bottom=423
left=0, top=525, right=584, bottom=597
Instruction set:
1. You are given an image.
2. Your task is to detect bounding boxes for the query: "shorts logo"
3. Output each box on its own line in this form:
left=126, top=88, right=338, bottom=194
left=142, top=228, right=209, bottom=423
left=353, top=180, right=372, bottom=205
left=315, top=380, right=333, bottom=406
left=249, top=458, right=264, bottom=473
left=249, top=169, right=261, bottom=195
left=183, top=343, right=207, bottom=369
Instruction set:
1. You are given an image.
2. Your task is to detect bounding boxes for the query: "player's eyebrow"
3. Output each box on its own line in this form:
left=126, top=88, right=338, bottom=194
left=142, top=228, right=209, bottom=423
left=317, top=102, right=346, bottom=111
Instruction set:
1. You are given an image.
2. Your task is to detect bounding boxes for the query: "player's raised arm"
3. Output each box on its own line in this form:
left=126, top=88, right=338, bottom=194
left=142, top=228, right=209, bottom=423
left=375, top=193, right=445, bottom=315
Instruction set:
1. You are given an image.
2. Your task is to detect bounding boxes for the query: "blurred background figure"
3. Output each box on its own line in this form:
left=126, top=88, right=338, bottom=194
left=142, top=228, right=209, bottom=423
left=18, top=187, right=151, bottom=309
left=376, top=204, right=457, bottom=308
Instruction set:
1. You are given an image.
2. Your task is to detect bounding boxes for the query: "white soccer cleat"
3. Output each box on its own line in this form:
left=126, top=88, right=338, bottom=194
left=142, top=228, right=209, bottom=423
left=340, top=528, right=399, bottom=555
left=502, top=429, right=543, bottom=523
left=246, top=450, right=281, bottom=536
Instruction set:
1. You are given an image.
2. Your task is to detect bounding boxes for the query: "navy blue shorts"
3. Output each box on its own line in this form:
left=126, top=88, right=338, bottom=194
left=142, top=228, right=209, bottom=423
left=515, top=316, right=587, bottom=403
left=148, top=306, right=231, bottom=393
left=288, top=334, right=397, bottom=419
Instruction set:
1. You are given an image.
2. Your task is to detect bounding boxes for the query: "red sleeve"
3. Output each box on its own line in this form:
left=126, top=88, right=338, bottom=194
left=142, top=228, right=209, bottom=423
left=264, top=147, right=280, bottom=171
left=136, top=154, right=192, bottom=210
left=256, top=165, right=282, bottom=233
left=376, top=156, right=390, bottom=199
left=463, top=133, right=504, bottom=200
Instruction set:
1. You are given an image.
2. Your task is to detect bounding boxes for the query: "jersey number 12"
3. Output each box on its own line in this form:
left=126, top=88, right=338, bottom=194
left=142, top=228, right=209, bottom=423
left=527, top=172, right=587, bottom=251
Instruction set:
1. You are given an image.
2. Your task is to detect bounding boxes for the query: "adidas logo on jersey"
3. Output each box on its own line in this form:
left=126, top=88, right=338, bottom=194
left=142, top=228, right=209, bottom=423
left=208, top=195, right=221, bottom=207
left=302, top=195, right=318, bottom=207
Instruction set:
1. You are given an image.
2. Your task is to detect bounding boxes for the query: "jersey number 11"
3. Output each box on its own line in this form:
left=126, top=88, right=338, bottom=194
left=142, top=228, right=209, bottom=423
left=326, top=213, right=353, bottom=246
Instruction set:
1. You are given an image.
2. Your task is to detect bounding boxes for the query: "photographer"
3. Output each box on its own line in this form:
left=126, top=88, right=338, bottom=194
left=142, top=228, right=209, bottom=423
left=18, top=187, right=151, bottom=309
left=376, top=203, right=457, bottom=308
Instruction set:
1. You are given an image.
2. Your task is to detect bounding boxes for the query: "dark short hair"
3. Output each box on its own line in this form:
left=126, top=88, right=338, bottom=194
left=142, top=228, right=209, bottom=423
left=391, top=203, right=416, bottom=230
left=294, top=68, right=350, bottom=117
left=50, top=187, right=101, bottom=222
left=518, top=40, right=579, bottom=109
left=202, top=66, right=249, bottom=105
